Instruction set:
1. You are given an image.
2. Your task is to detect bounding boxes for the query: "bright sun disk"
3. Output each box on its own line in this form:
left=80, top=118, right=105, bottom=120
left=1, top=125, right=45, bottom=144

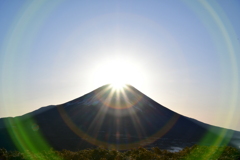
left=111, top=82, right=126, bottom=90
left=92, top=56, right=147, bottom=91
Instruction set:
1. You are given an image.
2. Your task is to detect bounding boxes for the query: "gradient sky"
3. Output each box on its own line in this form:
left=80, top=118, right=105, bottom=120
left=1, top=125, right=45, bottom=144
left=0, top=0, right=240, bottom=131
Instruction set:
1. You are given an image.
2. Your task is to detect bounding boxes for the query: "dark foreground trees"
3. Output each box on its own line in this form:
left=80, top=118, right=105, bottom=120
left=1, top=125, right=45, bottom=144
left=0, top=145, right=240, bottom=160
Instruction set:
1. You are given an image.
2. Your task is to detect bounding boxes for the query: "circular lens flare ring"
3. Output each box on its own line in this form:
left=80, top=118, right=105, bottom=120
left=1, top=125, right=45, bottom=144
left=57, top=104, right=180, bottom=150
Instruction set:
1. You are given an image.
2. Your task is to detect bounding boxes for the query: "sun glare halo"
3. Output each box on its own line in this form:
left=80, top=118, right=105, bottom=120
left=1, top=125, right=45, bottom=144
left=92, top=57, right=147, bottom=91
left=110, top=82, right=126, bottom=90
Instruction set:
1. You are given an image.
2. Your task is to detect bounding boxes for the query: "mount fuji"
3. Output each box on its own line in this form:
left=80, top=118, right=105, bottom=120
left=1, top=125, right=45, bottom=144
left=0, top=84, right=239, bottom=151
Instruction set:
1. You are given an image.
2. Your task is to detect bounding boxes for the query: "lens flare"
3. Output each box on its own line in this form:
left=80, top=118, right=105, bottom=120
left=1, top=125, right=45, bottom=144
left=57, top=85, right=180, bottom=150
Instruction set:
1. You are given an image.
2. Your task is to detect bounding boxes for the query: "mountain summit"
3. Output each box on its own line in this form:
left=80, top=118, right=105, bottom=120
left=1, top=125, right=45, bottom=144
left=0, top=84, right=239, bottom=151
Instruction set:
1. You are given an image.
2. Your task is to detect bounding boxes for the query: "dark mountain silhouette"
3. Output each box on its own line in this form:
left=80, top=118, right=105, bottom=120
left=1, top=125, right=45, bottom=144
left=0, top=84, right=239, bottom=152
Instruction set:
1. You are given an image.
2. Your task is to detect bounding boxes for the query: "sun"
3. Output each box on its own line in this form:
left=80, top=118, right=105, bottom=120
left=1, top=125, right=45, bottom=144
left=110, top=82, right=126, bottom=90
left=92, top=56, right=147, bottom=90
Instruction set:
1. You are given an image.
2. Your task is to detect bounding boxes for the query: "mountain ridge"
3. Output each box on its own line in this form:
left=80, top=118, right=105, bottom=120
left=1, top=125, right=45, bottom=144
left=0, top=84, right=239, bottom=151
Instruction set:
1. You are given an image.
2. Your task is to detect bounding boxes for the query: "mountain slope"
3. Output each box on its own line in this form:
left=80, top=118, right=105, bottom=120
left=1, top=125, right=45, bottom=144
left=0, top=84, right=239, bottom=151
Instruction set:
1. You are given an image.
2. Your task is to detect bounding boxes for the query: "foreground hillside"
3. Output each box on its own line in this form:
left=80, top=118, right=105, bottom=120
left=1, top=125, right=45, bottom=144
left=1, top=145, right=240, bottom=160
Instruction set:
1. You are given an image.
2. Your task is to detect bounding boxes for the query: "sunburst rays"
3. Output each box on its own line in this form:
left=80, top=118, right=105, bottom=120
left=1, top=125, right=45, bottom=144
left=57, top=85, right=178, bottom=150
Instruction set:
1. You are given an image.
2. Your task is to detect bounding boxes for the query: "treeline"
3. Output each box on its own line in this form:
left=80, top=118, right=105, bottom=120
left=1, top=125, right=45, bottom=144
left=0, top=145, right=240, bottom=160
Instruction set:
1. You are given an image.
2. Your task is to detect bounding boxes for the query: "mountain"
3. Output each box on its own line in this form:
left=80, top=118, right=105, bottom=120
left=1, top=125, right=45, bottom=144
left=0, top=84, right=239, bottom=152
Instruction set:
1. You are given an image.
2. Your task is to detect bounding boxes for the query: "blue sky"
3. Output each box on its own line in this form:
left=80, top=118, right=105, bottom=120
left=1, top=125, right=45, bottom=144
left=0, top=0, right=240, bottom=131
